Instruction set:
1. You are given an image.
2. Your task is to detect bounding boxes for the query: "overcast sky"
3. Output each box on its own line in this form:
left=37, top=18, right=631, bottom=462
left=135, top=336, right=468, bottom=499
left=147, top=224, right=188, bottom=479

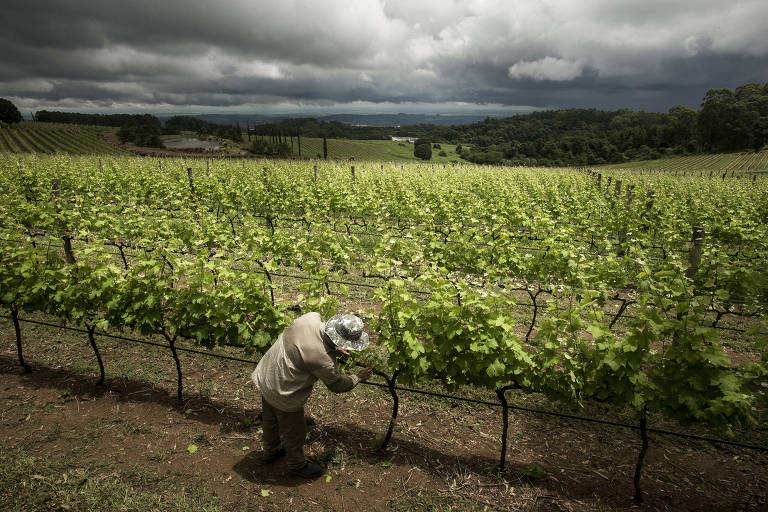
left=2, top=0, right=767, bottom=116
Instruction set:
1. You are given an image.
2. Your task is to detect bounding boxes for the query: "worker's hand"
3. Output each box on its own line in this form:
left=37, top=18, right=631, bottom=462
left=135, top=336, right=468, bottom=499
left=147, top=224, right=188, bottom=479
left=356, top=367, right=373, bottom=382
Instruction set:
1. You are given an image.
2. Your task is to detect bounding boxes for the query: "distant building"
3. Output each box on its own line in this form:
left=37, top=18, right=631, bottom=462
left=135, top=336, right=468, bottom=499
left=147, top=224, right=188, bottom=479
left=390, top=136, right=416, bottom=143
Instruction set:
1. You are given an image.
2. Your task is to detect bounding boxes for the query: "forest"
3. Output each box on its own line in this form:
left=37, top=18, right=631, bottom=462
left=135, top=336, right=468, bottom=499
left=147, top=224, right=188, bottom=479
left=455, top=83, right=767, bottom=165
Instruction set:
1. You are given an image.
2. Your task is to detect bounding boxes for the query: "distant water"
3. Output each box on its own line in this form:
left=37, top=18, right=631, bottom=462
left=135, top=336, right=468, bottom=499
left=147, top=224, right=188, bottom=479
left=163, top=137, right=220, bottom=150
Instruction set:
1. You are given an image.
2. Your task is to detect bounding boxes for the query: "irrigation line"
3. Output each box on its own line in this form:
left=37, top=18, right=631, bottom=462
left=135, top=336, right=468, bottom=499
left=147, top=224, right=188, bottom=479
left=4, top=316, right=258, bottom=365
left=365, top=381, right=767, bottom=452
left=3, top=313, right=766, bottom=452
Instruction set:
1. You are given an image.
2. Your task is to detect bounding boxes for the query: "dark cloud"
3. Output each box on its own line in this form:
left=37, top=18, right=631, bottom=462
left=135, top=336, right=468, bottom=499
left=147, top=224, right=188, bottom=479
left=2, top=0, right=767, bottom=114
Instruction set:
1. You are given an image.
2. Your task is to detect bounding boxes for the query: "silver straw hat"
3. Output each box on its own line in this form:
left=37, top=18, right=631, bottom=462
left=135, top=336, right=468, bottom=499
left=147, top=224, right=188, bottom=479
left=324, top=314, right=370, bottom=351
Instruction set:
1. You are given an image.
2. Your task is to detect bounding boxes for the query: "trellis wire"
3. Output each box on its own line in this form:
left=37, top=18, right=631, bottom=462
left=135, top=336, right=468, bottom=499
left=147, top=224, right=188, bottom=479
left=1, top=236, right=764, bottom=335
left=3, top=313, right=766, bottom=453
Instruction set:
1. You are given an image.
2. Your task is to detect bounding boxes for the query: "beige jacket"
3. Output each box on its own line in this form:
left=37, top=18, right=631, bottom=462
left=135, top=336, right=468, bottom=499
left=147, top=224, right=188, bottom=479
left=252, top=312, right=359, bottom=412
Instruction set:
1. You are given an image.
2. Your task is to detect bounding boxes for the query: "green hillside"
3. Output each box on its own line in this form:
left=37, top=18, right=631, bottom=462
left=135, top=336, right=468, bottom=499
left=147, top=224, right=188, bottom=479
left=0, top=122, right=130, bottom=155
left=5, top=120, right=767, bottom=172
left=256, top=136, right=463, bottom=163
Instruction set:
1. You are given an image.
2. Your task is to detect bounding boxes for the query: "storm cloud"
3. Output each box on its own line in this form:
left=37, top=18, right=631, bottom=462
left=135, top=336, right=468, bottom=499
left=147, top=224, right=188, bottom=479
left=2, top=0, right=767, bottom=114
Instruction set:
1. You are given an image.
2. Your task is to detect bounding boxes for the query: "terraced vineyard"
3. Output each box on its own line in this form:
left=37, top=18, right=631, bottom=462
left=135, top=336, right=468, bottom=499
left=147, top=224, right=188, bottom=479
left=0, top=122, right=130, bottom=156
left=602, top=150, right=768, bottom=172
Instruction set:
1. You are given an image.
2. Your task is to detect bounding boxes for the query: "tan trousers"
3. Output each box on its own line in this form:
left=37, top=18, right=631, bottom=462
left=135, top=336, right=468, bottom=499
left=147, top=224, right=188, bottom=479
left=261, top=397, right=307, bottom=470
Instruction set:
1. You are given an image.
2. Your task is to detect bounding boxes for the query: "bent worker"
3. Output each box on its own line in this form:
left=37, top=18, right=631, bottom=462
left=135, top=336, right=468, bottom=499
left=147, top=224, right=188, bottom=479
left=251, top=312, right=373, bottom=478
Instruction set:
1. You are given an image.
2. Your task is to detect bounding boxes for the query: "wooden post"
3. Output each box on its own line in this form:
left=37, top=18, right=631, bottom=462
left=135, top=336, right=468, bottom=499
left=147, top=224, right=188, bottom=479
left=51, top=178, right=75, bottom=264
left=645, top=190, right=655, bottom=212
left=159, top=160, right=162, bottom=171
left=615, top=180, right=622, bottom=196
left=187, top=167, right=194, bottom=194
left=617, top=183, right=635, bottom=257
left=597, top=173, right=602, bottom=188
left=351, top=166, right=355, bottom=183
left=685, top=227, right=704, bottom=278
left=313, top=165, right=318, bottom=184
left=51, top=178, right=61, bottom=199
left=606, top=176, right=612, bottom=190
left=206, top=159, right=210, bottom=172
left=753, top=174, right=757, bottom=184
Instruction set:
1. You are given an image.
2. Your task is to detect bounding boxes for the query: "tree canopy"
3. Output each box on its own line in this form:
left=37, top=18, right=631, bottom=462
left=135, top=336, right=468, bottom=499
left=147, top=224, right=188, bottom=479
left=0, top=98, right=23, bottom=124
left=699, top=84, right=768, bottom=152
left=413, top=139, right=432, bottom=160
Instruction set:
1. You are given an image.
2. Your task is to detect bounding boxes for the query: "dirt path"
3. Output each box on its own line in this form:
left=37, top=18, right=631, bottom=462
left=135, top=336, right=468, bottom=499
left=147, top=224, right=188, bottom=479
left=1, top=317, right=767, bottom=511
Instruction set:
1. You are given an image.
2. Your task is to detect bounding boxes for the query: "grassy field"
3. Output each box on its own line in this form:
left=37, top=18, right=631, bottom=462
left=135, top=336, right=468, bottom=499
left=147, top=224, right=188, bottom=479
left=251, top=136, right=463, bottom=163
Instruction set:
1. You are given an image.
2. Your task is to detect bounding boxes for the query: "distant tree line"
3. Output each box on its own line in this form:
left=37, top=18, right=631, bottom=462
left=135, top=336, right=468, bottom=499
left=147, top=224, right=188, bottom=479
left=36, top=110, right=160, bottom=127
left=453, top=108, right=690, bottom=166
left=455, top=83, right=768, bottom=166
left=249, top=118, right=387, bottom=140
left=698, top=84, right=768, bottom=152
left=163, top=115, right=242, bottom=142
left=117, top=124, right=162, bottom=147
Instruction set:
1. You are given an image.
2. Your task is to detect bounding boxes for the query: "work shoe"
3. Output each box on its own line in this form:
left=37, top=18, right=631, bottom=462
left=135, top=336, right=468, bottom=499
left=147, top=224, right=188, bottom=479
left=289, top=461, right=323, bottom=479
left=261, top=447, right=286, bottom=464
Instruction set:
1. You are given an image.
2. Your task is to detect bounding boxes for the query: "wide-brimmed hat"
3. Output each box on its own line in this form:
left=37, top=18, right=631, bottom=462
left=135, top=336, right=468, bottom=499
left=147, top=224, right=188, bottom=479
left=324, top=314, right=369, bottom=351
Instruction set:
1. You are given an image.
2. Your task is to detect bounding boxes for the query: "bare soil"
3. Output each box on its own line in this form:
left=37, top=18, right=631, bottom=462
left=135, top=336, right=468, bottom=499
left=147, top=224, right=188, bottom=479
left=1, top=316, right=767, bottom=511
